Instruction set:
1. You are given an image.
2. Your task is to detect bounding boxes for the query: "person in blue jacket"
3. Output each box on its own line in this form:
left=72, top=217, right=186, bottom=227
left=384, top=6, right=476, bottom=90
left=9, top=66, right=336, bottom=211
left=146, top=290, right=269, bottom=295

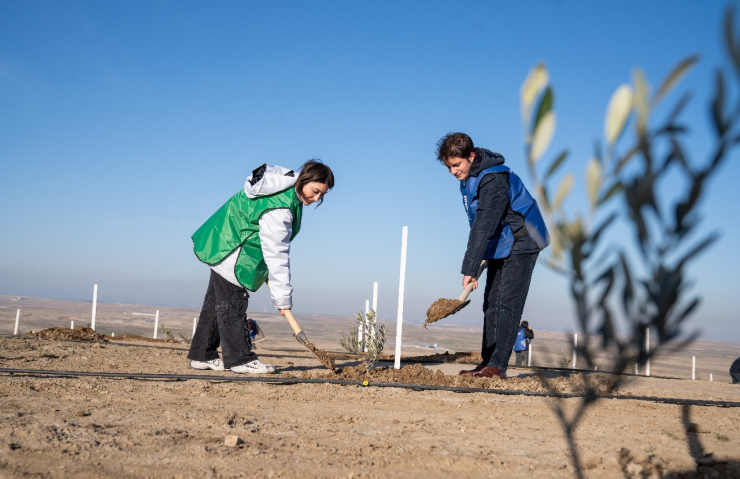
left=731, top=357, right=740, bottom=384
left=513, top=321, right=534, bottom=366
left=437, top=132, right=549, bottom=379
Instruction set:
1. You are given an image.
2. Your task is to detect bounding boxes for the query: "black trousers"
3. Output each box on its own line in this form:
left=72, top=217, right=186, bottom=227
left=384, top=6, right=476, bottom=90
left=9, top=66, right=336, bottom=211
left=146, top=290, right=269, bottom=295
left=187, top=270, right=256, bottom=369
left=481, top=252, right=538, bottom=372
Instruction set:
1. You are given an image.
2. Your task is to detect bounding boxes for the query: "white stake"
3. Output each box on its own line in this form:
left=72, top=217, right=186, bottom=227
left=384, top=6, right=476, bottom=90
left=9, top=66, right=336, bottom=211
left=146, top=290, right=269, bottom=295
left=153, top=310, right=159, bottom=339
left=527, top=343, right=532, bottom=367
left=192, top=317, right=197, bottom=337
left=91, top=284, right=98, bottom=331
left=70, top=320, right=74, bottom=329
left=572, top=333, right=577, bottom=369
left=692, top=356, right=696, bottom=380
left=372, top=281, right=378, bottom=318
left=635, top=363, right=639, bottom=375
left=14, top=309, right=20, bottom=335
left=645, top=327, right=650, bottom=376
left=111, top=332, right=115, bottom=337
left=363, top=299, right=370, bottom=352
left=710, top=373, right=713, bottom=382
left=371, top=282, right=378, bottom=342
left=357, top=305, right=364, bottom=345
left=394, top=226, right=408, bottom=370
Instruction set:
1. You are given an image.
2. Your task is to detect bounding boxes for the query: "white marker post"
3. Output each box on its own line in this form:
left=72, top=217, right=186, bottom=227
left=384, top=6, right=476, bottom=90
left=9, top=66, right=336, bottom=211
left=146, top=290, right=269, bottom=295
left=14, top=309, right=20, bottom=335
left=645, top=327, right=651, bottom=376
left=192, top=317, right=197, bottom=337
left=372, top=282, right=378, bottom=317
left=371, top=282, right=378, bottom=342
left=357, top=304, right=364, bottom=346
left=635, top=363, right=639, bottom=375
left=91, top=284, right=98, bottom=331
left=572, top=333, right=577, bottom=369
left=153, top=310, right=159, bottom=339
left=363, top=299, right=370, bottom=352
left=70, top=320, right=74, bottom=329
left=394, top=226, right=408, bottom=370
left=527, top=343, right=532, bottom=367
left=111, top=332, right=115, bottom=337
left=692, top=356, right=696, bottom=380
left=710, top=373, right=713, bottom=382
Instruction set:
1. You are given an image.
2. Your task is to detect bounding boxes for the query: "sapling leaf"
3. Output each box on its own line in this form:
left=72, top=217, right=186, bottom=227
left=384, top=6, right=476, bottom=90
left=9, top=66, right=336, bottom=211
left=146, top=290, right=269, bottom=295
left=585, top=158, right=602, bottom=207
left=545, top=149, right=569, bottom=180
left=534, top=87, right=554, bottom=133
left=712, top=69, right=728, bottom=136
left=654, top=55, right=699, bottom=104
left=605, top=84, right=634, bottom=146
left=724, top=5, right=740, bottom=78
left=520, top=63, right=549, bottom=130
left=551, top=172, right=574, bottom=211
left=530, top=111, right=556, bottom=163
left=633, top=68, right=650, bottom=134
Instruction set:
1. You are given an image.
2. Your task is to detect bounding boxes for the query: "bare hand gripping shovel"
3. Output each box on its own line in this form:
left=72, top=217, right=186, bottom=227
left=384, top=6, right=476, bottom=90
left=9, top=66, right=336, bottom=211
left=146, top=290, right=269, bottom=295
left=424, top=260, right=488, bottom=328
left=266, top=282, right=336, bottom=372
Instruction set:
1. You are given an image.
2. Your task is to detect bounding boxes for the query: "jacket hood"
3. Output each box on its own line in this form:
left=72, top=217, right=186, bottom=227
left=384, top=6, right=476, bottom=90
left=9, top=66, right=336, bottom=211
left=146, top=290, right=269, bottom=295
left=469, top=148, right=505, bottom=177
left=244, top=164, right=297, bottom=198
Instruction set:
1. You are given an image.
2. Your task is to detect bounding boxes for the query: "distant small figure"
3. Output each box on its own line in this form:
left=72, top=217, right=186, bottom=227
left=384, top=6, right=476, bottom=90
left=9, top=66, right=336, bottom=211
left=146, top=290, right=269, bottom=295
left=731, top=356, right=740, bottom=384
left=513, top=321, right=534, bottom=367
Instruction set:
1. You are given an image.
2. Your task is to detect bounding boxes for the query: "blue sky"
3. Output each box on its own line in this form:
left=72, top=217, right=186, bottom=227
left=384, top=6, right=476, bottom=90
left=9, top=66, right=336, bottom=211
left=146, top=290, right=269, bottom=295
left=1, top=1, right=739, bottom=342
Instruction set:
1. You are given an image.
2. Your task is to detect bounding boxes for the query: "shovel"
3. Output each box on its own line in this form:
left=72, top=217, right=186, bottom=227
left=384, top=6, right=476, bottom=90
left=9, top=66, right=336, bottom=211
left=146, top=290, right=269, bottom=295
left=282, top=309, right=337, bottom=372
left=424, top=260, right=488, bottom=328
left=266, top=282, right=336, bottom=372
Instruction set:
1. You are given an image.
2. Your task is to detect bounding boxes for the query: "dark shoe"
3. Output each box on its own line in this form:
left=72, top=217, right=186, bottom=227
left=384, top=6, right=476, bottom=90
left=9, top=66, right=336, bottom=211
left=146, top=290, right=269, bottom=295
left=458, top=364, right=486, bottom=376
left=472, top=366, right=507, bottom=379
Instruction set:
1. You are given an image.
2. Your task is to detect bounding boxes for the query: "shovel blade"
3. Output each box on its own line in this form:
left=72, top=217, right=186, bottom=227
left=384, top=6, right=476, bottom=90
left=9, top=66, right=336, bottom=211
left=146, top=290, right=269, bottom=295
left=424, top=298, right=471, bottom=327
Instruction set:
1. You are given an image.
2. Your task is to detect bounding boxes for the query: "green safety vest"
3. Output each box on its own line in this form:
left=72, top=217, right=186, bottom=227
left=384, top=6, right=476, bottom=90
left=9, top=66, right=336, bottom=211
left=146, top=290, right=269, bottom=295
left=192, top=187, right=303, bottom=291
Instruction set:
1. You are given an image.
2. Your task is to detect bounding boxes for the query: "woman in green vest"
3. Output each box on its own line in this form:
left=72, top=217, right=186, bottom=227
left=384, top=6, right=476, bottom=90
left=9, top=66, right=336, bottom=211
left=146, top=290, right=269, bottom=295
left=187, top=160, right=335, bottom=374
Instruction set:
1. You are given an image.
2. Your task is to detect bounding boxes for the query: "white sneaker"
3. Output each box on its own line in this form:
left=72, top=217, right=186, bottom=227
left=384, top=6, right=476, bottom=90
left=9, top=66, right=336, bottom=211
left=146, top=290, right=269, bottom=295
left=230, top=359, right=276, bottom=374
left=189, top=358, right=225, bottom=371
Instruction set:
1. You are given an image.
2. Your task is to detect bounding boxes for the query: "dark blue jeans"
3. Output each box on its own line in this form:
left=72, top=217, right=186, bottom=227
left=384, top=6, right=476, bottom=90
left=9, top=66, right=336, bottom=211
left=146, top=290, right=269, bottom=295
left=481, top=252, right=538, bottom=372
left=187, top=270, right=256, bottom=369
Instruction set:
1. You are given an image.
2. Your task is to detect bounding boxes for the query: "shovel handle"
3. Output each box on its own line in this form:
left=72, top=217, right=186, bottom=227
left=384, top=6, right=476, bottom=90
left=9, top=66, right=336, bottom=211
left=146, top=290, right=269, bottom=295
left=265, top=281, right=304, bottom=336
left=283, top=309, right=303, bottom=336
left=457, top=260, right=488, bottom=302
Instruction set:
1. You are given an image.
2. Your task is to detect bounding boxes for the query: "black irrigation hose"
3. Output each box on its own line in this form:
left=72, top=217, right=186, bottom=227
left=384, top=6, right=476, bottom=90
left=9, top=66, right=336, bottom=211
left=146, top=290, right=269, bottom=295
left=0, top=336, right=708, bottom=381
left=1, top=367, right=739, bottom=408
left=0, top=335, right=723, bottom=381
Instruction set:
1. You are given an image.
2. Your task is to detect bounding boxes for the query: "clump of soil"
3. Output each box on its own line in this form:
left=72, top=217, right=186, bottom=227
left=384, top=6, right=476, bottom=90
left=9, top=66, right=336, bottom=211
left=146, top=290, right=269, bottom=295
left=112, top=334, right=180, bottom=343
left=424, top=298, right=470, bottom=327
left=400, top=351, right=483, bottom=364
left=26, top=326, right=107, bottom=342
left=303, top=341, right=336, bottom=372
left=323, top=363, right=617, bottom=395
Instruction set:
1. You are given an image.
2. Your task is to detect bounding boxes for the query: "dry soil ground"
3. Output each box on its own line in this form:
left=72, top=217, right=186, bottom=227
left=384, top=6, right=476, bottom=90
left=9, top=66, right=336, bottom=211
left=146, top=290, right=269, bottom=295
left=1, top=296, right=739, bottom=478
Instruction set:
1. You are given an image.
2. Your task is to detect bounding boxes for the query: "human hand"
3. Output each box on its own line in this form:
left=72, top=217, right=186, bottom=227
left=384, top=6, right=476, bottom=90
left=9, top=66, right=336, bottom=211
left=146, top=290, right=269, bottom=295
left=278, top=309, right=289, bottom=316
left=463, top=275, right=478, bottom=290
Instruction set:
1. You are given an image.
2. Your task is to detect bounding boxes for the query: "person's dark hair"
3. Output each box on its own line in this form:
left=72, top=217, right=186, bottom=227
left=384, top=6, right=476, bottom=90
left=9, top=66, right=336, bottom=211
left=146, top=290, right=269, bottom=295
left=521, top=321, right=529, bottom=328
left=436, top=132, right=474, bottom=164
left=296, top=159, right=334, bottom=206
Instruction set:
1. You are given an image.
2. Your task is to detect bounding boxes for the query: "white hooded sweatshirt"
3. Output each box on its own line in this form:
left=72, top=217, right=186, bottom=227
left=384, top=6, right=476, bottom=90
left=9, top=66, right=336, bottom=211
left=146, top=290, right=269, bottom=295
left=210, top=165, right=298, bottom=310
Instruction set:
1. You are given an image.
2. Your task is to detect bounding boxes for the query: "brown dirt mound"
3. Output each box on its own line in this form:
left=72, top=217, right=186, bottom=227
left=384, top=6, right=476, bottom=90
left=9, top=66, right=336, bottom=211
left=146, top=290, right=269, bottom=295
left=424, top=298, right=470, bottom=326
left=400, top=351, right=483, bottom=364
left=25, top=326, right=108, bottom=342
left=320, top=363, right=618, bottom=395
left=303, top=341, right=336, bottom=372
left=111, top=334, right=180, bottom=343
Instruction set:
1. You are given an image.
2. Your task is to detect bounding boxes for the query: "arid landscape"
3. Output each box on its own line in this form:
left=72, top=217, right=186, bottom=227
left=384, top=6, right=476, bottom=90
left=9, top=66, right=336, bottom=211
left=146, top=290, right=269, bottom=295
left=1, top=295, right=739, bottom=478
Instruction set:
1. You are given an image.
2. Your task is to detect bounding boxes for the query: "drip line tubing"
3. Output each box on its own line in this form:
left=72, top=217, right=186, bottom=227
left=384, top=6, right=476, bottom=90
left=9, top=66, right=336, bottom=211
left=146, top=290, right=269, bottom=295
left=0, top=336, right=722, bottom=381
left=1, top=367, right=739, bottom=408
